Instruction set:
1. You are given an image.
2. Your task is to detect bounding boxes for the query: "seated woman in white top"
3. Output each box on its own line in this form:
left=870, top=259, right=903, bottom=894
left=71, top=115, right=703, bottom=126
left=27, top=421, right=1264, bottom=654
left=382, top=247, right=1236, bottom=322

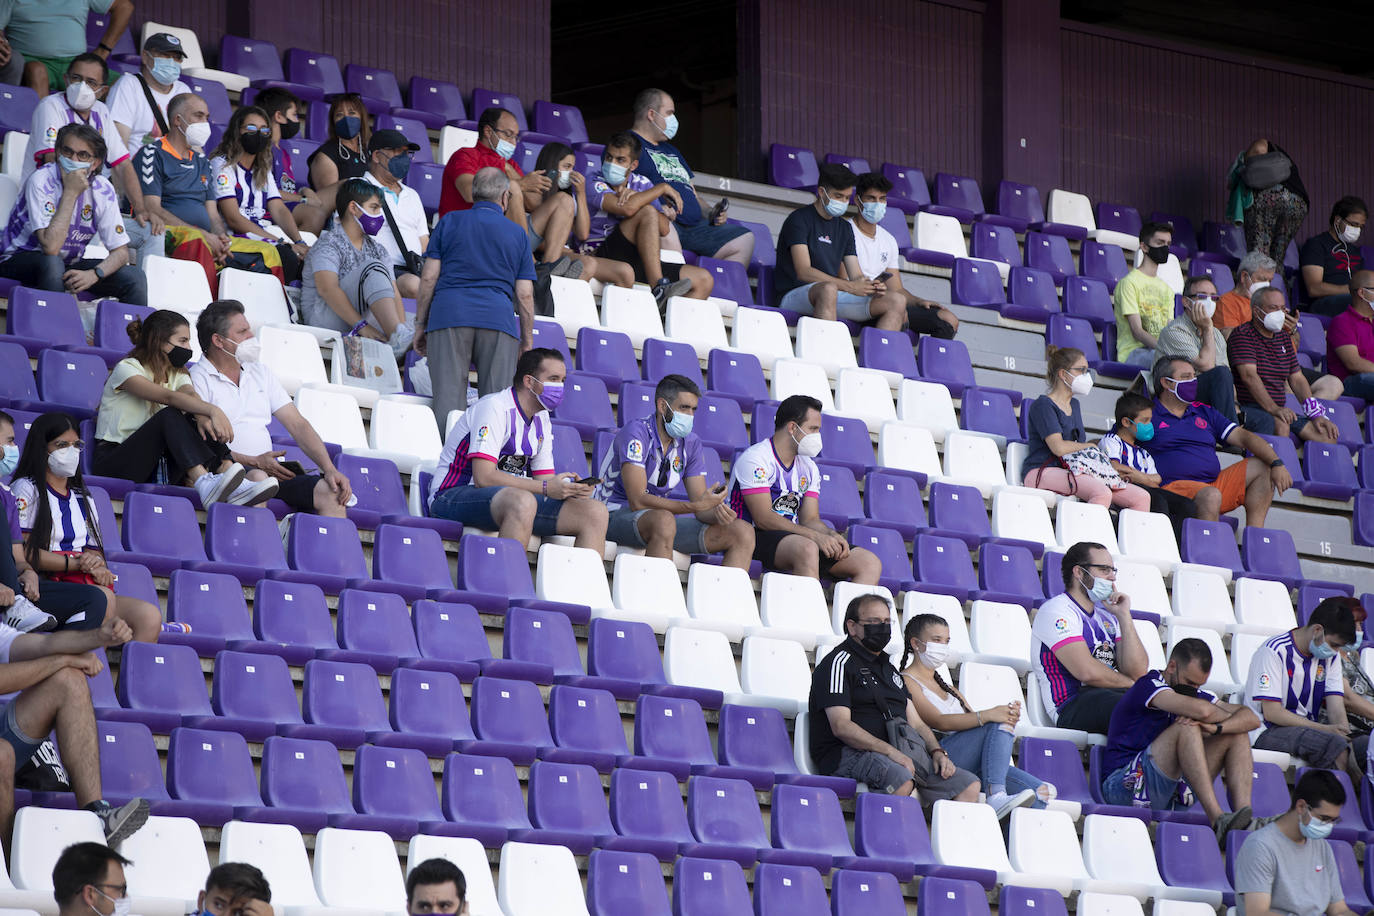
left=91, top=308, right=271, bottom=507
left=209, top=105, right=310, bottom=283
left=12, top=412, right=162, bottom=642
left=900, top=613, right=1056, bottom=819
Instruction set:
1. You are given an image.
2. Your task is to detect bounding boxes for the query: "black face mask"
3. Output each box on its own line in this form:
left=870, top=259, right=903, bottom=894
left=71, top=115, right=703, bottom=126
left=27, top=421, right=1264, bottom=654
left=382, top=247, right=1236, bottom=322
left=1172, top=684, right=1199, bottom=698
left=240, top=131, right=270, bottom=155
left=168, top=345, right=193, bottom=368
left=277, top=118, right=300, bottom=140
left=857, top=621, right=891, bottom=652
left=1145, top=244, right=1170, bottom=265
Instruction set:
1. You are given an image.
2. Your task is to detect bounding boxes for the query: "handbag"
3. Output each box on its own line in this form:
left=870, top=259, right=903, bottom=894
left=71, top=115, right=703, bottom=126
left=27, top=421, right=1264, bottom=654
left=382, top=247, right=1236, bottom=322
left=1241, top=151, right=1292, bottom=190
left=223, top=249, right=272, bottom=274
left=379, top=193, right=425, bottom=275
left=1061, top=445, right=1126, bottom=491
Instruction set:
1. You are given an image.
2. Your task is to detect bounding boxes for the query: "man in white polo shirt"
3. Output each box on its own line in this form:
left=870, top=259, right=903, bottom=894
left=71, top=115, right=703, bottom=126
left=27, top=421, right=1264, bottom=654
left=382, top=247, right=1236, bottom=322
left=189, top=300, right=352, bottom=516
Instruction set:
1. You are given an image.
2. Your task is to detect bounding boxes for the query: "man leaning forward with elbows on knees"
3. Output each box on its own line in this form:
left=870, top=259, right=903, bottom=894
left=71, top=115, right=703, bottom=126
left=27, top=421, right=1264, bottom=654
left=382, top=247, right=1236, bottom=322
left=809, top=592, right=980, bottom=801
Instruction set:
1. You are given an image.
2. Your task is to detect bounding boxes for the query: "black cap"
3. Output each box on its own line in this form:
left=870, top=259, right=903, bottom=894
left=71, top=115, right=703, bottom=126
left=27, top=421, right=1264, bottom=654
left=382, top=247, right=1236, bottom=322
left=142, top=32, right=187, bottom=59
left=368, top=129, right=420, bottom=154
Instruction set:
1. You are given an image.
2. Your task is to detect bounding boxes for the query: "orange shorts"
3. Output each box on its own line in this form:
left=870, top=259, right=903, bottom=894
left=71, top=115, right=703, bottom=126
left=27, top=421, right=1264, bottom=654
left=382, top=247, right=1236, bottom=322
left=1163, top=461, right=1248, bottom=513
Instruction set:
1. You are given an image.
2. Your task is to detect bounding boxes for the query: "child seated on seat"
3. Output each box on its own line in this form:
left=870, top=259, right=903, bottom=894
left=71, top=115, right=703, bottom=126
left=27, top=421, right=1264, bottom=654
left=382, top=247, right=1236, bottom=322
left=1098, top=392, right=1198, bottom=541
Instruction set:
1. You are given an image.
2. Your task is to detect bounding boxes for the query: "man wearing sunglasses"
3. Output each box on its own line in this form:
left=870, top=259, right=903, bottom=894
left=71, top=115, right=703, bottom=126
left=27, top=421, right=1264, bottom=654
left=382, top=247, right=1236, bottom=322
left=1326, top=269, right=1374, bottom=403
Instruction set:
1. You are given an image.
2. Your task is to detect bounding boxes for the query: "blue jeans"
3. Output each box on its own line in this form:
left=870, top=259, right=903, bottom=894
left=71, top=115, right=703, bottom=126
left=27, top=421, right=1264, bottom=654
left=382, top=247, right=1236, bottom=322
left=676, top=220, right=750, bottom=257
left=939, top=723, right=1045, bottom=803
left=1102, top=749, right=1182, bottom=809
left=1344, top=373, right=1374, bottom=402
left=1197, top=365, right=1238, bottom=425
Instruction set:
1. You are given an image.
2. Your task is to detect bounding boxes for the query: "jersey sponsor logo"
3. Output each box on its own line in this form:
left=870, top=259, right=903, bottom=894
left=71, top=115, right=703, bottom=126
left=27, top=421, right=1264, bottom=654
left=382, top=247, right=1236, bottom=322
left=42, top=200, right=56, bottom=216
left=1054, top=616, right=1070, bottom=632
left=476, top=425, right=490, bottom=440
left=751, top=466, right=768, bottom=481
left=626, top=439, right=644, bottom=461
left=497, top=454, right=529, bottom=475
left=44, top=125, right=57, bottom=141
left=215, top=172, right=232, bottom=189
left=771, top=491, right=800, bottom=519
left=818, top=234, right=832, bottom=244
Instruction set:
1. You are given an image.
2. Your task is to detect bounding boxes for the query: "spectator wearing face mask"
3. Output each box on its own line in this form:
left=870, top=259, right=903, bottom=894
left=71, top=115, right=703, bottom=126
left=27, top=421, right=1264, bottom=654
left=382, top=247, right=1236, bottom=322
left=1098, top=392, right=1198, bottom=541
left=1113, top=221, right=1176, bottom=367
left=297, top=93, right=370, bottom=236
left=361, top=128, right=427, bottom=298
left=1216, top=250, right=1278, bottom=334
left=1229, top=286, right=1342, bottom=443
left=1300, top=196, right=1366, bottom=317
left=106, top=32, right=190, bottom=149
left=1155, top=276, right=1237, bottom=422
left=1327, top=269, right=1374, bottom=402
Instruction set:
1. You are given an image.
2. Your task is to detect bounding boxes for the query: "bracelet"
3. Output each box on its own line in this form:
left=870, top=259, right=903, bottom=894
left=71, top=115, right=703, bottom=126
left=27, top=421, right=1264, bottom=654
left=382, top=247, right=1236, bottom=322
left=98, top=42, right=113, bottom=53
left=347, top=319, right=368, bottom=337
left=976, top=711, right=983, bottom=725
left=931, top=747, right=946, bottom=757
left=64, top=555, right=71, bottom=571
left=542, top=479, right=548, bottom=496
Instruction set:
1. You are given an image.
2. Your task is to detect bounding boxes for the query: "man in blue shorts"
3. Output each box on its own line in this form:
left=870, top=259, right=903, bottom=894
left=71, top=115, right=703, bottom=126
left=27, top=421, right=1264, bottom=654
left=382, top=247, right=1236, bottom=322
left=1101, top=638, right=1258, bottom=843
left=593, top=374, right=753, bottom=568
left=628, top=88, right=754, bottom=267
left=429, top=347, right=607, bottom=555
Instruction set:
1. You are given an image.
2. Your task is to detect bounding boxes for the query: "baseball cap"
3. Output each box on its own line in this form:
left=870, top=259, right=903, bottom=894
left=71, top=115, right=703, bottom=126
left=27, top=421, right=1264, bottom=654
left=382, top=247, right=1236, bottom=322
left=368, top=129, right=420, bottom=154
left=143, top=32, right=187, bottom=59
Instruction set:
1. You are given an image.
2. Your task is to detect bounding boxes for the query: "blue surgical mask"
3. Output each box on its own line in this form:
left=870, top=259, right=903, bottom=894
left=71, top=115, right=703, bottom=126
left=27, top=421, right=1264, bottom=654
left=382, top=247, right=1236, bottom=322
left=1134, top=420, right=1154, bottom=442
left=150, top=57, right=181, bottom=85
left=601, top=161, right=627, bottom=185
left=57, top=155, right=90, bottom=174
left=495, top=138, right=516, bottom=160
left=823, top=196, right=847, bottom=218
left=1300, top=808, right=1334, bottom=840
left=1310, top=636, right=1339, bottom=660
left=0, top=444, right=16, bottom=477
left=1080, top=571, right=1113, bottom=603
left=664, top=408, right=693, bottom=440
left=659, top=112, right=679, bottom=140
left=861, top=200, right=886, bottom=224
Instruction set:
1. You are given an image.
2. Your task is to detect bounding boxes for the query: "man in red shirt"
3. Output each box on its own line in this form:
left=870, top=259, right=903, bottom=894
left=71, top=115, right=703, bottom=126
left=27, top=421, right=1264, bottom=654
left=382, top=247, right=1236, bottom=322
left=1328, top=269, right=1374, bottom=402
left=438, top=107, right=579, bottom=277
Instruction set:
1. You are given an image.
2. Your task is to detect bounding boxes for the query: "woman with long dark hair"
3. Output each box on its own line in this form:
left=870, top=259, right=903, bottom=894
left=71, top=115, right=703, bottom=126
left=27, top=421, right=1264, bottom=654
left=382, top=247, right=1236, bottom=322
left=295, top=92, right=371, bottom=236
left=12, top=413, right=162, bottom=642
left=900, top=614, right=1056, bottom=819
left=91, top=309, right=259, bottom=507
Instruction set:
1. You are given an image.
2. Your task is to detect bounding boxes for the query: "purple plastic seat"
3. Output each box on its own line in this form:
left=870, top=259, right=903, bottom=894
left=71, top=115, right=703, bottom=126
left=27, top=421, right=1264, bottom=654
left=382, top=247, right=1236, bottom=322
left=343, top=64, right=401, bottom=114
left=410, top=161, right=445, bottom=214
left=1152, top=211, right=1199, bottom=258
left=932, top=173, right=985, bottom=224
left=817, top=415, right=875, bottom=478
left=917, top=877, right=992, bottom=916
left=856, top=792, right=996, bottom=886
left=714, top=705, right=856, bottom=795
left=642, top=338, right=703, bottom=388
left=831, top=869, right=907, bottom=916
left=969, top=223, right=1019, bottom=268
left=1242, top=761, right=1295, bottom=818
left=468, top=676, right=555, bottom=765
left=1095, top=202, right=1141, bottom=240
left=917, top=337, right=975, bottom=399
left=407, top=600, right=497, bottom=682
left=440, top=752, right=548, bottom=848
left=408, top=77, right=466, bottom=126
left=0, top=84, right=38, bottom=136
left=107, top=640, right=212, bottom=734
left=96, top=720, right=209, bottom=819
left=1302, top=441, right=1358, bottom=501
left=951, top=259, right=1005, bottom=310
left=355, top=523, right=452, bottom=604
left=284, top=48, right=345, bottom=97
left=1190, top=258, right=1236, bottom=295
left=189, top=502, right=289, bottom=585
left=0, top=340, right=37, bottom=404
left=545, top=684, right=649, bottom=772
left=771, top=783, right=911, bottom=877
left=502, top=606, right=620, bottom=694
left=550, top=421, right=590, bottom=478
left=912, top=534, right=976, bottom=602
left=1358, top=493, right=1374, bottom=549
left=769, top=144, right=819, bottom=190
left=260, top=734, right=406, bottom=834
left=374, top=113, right=433, bottom=162
left=847, top=524, right=918, bottom=594
left=289, top=658, right=391, bottom=748
left=36, top=350, right=109, bottom=418
left=1023, top=231, right=1076, bottom=286
left=1046, top=313, right=1119, bottom=374
left=878, top=164, right=930, bottom=214
left=752, top=863, right=829, bottom=916
left=960, top=387, right=1023, bottom=445
left=1298, top=583, right=1356, bottom=625
left=1086, top=744, right=1207, bottom=825
left=106, top=561, right=157, bottom=609
left=976, top=543, right=1046, bottom=606
left=705, top=347, right=769, bottom=410
left=1202, top=221, right=1246, bottom=267
left=163, top=569, right=257, bottom=657
left=351, top=743, right=471, bottom=840
left=925, top=482, right=992, bottom=550
left=532, top=101, right=589, bottom=145
left=605, top=767, right=700, bottom=861
left=860, top=471, right=927, bottom=541
left=222, top=37, right=322, bottom=101
left=471, top=88, right=527, bottom=130
left=998, top=886, right=1069, bottom=916
left=1016, top=737, right=1148, bottom=822
left=1079, top=242, right=1129, bottom=292
left=587, top=849, right=671, bottom=916
left=1329, top=838, right=1374, bottom=913
left=636, top=694, right=765, bottom=783
left=587, top=618, right=722, bottom=708
left=337, top=451, right=454, bottom=534
left=1180, top=519, right=1245, bottom=578
left=1002, top=266, right=1060, bottom=323
left=387, top=667, right=477, bottom=757
left=209, top=649, right=350, bottom=745
left=698, top=257, right=755, bottom=308
left=1155, top=820, right=1235, bottom=905
left=1296, top=316, right=1327, bottom=364
left=682, top=775, right=780, bottom=866
left=328, top=588, right=422, bottom=674
left=249, top=578, right=336, bottom=666
left=689, top=394, right=748, bottom=458
left=576, top=327, right=639, bottom=389
left=185, top=75, right=232, bottom=127
left=7, top=286, right=86, bottom=352
left=672, top=857, right=752, bottom=916
left=269, top=513, right=368, bottom=593
left=814, top=462, right=865, bottom=532
left=1062, top=276, right=1115, bottom=331
left=856, top=327, right=920, bottom=381
left=454, top=533, right=589, bottom=620
left=726, top=218, right=776, bottom=273
left=992, top=182, right=1066, bottom=239
left=617, top=380, right=655, bottom=426
left=166, top=727, right=298, bottom=828
left=551, top=372, right=614, bottom=441
left=823, top=153, right=871, bottom=175
left=524, top=759, right=617, bottom=854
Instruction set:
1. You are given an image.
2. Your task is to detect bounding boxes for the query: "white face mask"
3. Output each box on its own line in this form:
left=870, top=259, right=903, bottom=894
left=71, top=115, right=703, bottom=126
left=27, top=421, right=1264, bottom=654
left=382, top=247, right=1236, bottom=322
left=918, top=640, right=951, bottom=668
left=557, top=169, right=572, bottom=189
left=1341, top=223, right=1362, bottom=245
left=1068, top=371, right=1093, bottom=397
left=1247, top=279, right=1270, bottom=297
left=181, top=118, right=212, bottom=149
left=48, top=444, right=81, bottom=478
left=1191, top=296, right=1216, bottom=319
left=66, top=80, right=96, bottom=111
left=224, top=335, right=260, bottom=365
left=792, top=427, right=823, bottom=457
left=1261, top=309, right=1287, bottom=333
left=92, top=889, right=132, bottom=916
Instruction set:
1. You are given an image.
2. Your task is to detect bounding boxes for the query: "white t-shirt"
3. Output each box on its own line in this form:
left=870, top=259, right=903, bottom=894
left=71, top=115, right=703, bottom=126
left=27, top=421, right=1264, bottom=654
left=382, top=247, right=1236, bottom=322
left=363, top=171, right=427, bottom=269
left=25, top=94, right=130, bottom=182
left=1244, top=631, right=1344, bottom=731
left=106, top=73, right=191, bottom=148
left=848, top=219, right=900, bottom=281
left=189, top=359, right=292, bottom=458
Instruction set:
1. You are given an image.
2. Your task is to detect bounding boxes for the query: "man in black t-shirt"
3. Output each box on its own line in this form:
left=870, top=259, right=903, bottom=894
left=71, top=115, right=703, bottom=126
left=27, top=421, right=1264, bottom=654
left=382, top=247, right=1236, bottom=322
left=772, top=163, right=907, bottom=329
left=1300, top=195, right=1366, bottom=316
left=808, top=593, right=979, bottom=801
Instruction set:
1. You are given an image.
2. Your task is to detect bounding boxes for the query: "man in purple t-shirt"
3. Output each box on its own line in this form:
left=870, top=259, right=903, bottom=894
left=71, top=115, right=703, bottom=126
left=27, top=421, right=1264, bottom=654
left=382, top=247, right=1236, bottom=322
left=1328, top=269, right=1374, bottom=402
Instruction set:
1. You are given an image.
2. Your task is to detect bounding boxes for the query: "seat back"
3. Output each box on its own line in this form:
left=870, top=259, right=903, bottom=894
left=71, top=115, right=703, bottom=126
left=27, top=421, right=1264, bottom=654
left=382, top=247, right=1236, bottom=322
left=505, top=605, right=584, bottom=677
left=167, top=727, right=263, bottom=806
left=634, top=693, right=714, bottom=765
left=260, top=735, right=354, bottom=815
left=37, top=350, right=108, bottom=414
left=252, top=579, right=337, bottom=651
left=371, top=523, right=452, bottom=589
left=586, top=617, right=669, bottom=686
left=167, top=569, right=253, bottom=639
left=117, top=641, right=213, bottom=718
left=96, top=720, right=172, bottom=802
left=672, top=857, right=751, bottom=916
left=204, top=502, right=288, bottom=570
left=548, top=684, right=629, bottom=757
left=586, top=849, right=670, bottom=915
left=441, top=752, right=534, bottom=832
left=752, top=863, right=829, bottom=916
left=353, top=744, right=442, bottom=819
left=336, top=588, right=421, bottom=657
left=286, top=513, right=368, bottom=578
left=470, top=676, right=554, bottom=746
left=527, top=759, right=614, bottom=834
left=212, top=649, right=304, bottom=725
left=301, top=658, right=389, bottom=731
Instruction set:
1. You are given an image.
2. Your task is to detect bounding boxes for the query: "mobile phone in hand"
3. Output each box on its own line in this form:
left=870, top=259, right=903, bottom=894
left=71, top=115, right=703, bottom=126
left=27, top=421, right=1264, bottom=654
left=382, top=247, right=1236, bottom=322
left=876, top=271, right=893, bottom=282
left=707, top=197, right=728, bottom=223
left=279, top=460, right=307, bottom=476
left=576, top=476, right=602, bottom=486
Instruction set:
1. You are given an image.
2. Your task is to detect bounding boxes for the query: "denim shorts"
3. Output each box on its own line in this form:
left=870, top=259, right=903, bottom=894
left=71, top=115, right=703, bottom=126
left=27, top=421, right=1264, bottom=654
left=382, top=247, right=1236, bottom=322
left=430, top=484, right=565, bottom=535
left=605, top=508, right=710, bottom=553
left=676, top=220, right=750, bottom=257
left=1240, top=406, right=1310, bottom=437
left=1102, top=749, right=1181, bottom=809
left=0, top=701, right=44, bottom=765
left=779, top=282, right=875, bottom=322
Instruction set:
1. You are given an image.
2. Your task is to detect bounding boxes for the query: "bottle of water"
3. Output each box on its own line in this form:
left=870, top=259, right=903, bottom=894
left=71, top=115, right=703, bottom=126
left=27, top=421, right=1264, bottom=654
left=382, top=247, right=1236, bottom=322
left=160, top=622, right=192, bottom=634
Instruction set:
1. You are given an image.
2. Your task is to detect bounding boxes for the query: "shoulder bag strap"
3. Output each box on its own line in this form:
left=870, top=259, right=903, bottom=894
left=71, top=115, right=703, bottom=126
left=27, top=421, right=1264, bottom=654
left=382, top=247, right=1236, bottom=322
left=135, top=74, right=169, bottom=138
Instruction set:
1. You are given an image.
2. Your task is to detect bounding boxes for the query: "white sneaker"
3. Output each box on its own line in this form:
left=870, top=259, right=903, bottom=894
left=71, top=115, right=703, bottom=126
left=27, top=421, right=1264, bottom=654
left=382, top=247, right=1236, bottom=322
left=227, top=477, right=279, bottom=506
left=389, top=322, right=415, bottom=358
left=193, top=463, right=246, bottom=506
left=4, top=595, right=57, bottom=633
left=987, top=789, right=1036, bottom=820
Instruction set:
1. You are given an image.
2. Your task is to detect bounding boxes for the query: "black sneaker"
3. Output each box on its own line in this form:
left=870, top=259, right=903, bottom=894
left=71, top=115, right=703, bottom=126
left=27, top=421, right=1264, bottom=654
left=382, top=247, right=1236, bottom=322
left=535, top=254, right=583, bottom=282
left=95, top=798, right=150, bottom=848
left=651, top=277, right=693, bottom=308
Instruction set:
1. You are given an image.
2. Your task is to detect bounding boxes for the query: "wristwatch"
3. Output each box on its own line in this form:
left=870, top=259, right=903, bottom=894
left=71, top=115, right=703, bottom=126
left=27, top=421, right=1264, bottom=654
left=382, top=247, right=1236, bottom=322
left=1213, top=722, right=1223, bottom=736
left=1269, top=458, right=1284, bottom=469
left=93, top=265, right=105, bottom=280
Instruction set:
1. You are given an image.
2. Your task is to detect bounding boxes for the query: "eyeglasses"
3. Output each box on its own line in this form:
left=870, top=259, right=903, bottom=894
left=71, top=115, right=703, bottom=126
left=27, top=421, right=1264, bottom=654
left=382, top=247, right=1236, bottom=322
left=242, top=125, right=271, bottom=136
left=56, top=145, right=96, bottom=162
left=94, top=883, right=128, bottom=898
left=491, top=125, right=519, bottom=141
left=1066, top=365, right=1091, bottom=375
left=1082, top=563, right=1118, bottom=576
left=66, top=74, right=103, bottom=91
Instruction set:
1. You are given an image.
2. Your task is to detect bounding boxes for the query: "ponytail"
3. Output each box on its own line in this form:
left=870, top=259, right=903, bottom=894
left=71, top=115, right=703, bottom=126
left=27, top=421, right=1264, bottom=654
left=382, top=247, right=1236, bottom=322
left=901, top=613, right=973, bottom=714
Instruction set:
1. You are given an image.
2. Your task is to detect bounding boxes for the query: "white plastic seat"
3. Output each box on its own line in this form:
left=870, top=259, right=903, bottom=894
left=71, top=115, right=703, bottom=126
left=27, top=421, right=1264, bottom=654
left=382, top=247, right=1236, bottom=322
left=1114, top=560, right=1171, bottom=620
left=830, top=583, right=900, bottom=654
left=1055, top=501, right=1121, bottom=554
left=601, top=285, right=663, bottom=349
left=664, top=297, right=729, bottom=354
left=962, top=660, right=1097, bottom=747
left=1008, top=807, right=1146, bottom=897
left=0, top=833, right=64, bottom=913
left=1165, top=625, right=1239, bottom=696
left=1134, top=618, right=1167, bottom=671
left=218, top=821, right=341, bottom=915
left=141, top=22, right=248, bottom=90
left=295, top=385, right=367, bottom=450
left=968, top=600, right=1033, bottom=675
left=758, top=571, right=835, bottom=651
left=1233, top=577, right=1296, bottom=633
left=769, top=358, right=835, bottom=412
left=1, top=134, right=26, bottom=182
left=551, top=276, right=600, bottom=341
left=1078, top=894, right=1147, bottom=916
left=1167, top=566, right=1236, bottom=634
left=220, top=267, right=292, bottom=330
left=1230, top=631, right=1267, bottom=687
left=144, top=255, right=213, bottom=324
left=1045, top=189, right=1096, bottom=235
left=897, top=379, right=958, bottom=443
left=877, top=421, right=942, bottom=482
left=536, top=543, right=615, bottom=617
left=1152, top=901, right=1222, bottom=916
left=930, top=800, right=1018, bottom=886
left=730, top=306, right=794, bottom=369
left=942, top=430, right=1006, bottom=498
left=406, top=835, right=504, bottom=916
left=610, top=553, right=689, bottom=632
left=1116, top=508, right=1181, bottom=575
left=260, top=324, right=329, bottom=395
left=498, top=842, right=591, bottom=916
left=910, top=212, right=969, bottom=267
left=834, top=367, right=897, bottom=434
left=991, top=488, right=1057, bottom=551
left=122, top=816, right=211, bottom=911
left=683, top=562, right=760, bottom=642
left=792, top=710, right=822, bottom=775
left=901, top=591, right=973, bottom=665
left=1084, top=813, right=1220, bottom=905
left=662, top=625, right=745, bottom=704
left=794, top=316, right=859, bottom=378
left=363, top=395, right=443, bottom=473
left=11, top=808, right=104, bottom=891
left=311, top=827, right=407, bottom=910
left=740, top=635, right=812, bottom=716
left=439, top=125, right=479, bottom=165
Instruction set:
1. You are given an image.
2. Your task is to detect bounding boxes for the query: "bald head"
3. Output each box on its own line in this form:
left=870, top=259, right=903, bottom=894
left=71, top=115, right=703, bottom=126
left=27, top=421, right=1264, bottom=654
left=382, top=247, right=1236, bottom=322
left=1352, top=269, right=1374, bottom=294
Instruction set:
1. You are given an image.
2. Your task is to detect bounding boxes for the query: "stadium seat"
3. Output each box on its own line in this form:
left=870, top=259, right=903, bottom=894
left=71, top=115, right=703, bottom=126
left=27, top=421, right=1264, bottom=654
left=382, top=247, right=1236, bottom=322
left=273, top=512, right=369, bottom=593
left=1024, top=231, right=1076, bottom=286
left=1167, top=566, right=1235, bottom=633
left=952, top=258, right=1005, bottom=309
left=108, top=639, right=216, bottom=734
left=34, top=349, right=109, bottom=417
left=912, top=533, right=977, bottom=602
left=990, top=488, right=1056, bottom=553
left=1083, top=813, right=1218, bottom=905
left=960, top=386, right=1022, bottom=446
left=584, top=617, right=722, bottom=709
left=897, top=378, right=959, bottom=442
left=163, top=569, right=258, bottom=657
left=409, top=599, right=526, bottom=683
left=1154, top=821, right=1235, bottom=905
left=1004, top=266, right=1059, bottom=321
left=773, top=783, right=914, bottom=877
left=731, top=306, right=794, bottom=368
left=144, top=255, right=213, bottom=323
left=682, top=775, right=775, bottom=865
left=118, top=815, right=211, bottom=913
left=970, top=222, right=1019, bottom=278
left=351, top=744, right=465, bottom=840
left=405, top=835, right=502, bottom=915
left=164, top=727, right=292, bottom=827
left=662, top=626, right=747, bottom=704
left=291, top=658, right=400, bottom=749
left=1231, top=577, right=1296, bottom=633
left=900, top=591, right=973, bottom=663
left=968, top=599, right=1034, bottom=673
left=671, top=856, right=751, bottom=916
left=575, top=326, right=639, bottom=389
left=311, top=826, right=408, bottom=910
left=1116, top=508, right=1182, bottom=575
left=795, top=316, right=858, bottom=378
left=942, top=430, right=1008, bottom=497
left=917, top=337, right=987, bottom=400
left=9, top=809, right=137, bottom=912
left=1055, top=501, right=1120, bottom=554
left=991, top=181, right=1057, bottom=237
left=1063, top=276, right=1116, bottom=330
left=861, top=469, right=928, bottom=540
left=525, top=759, right=618, bottom=854
left=546, top=684, right=654, bottom=773
left=770, top=358, right=835, bottom=411
left=929, top=800, right=1015, bottom=887
left=737, top=636, right=811, bottom=716
left=0, top=84, right=37, bottom=136
left=834, top=369, right=898, bottom=438
left=1009, top=807, right=1145, bottom=897
left=439, top=753, right=545, bottom=848
left=876, top=420, right=942, bottom=483
left=907, top=212, right=968, bottom=270
left=216, top=821, right=325, bottom=910
left=467, top=676, right=557, bottom=765
left=1178, top=518, right=1244, bottom=579
left=753, top=863, right=829, bottom=916
left=331, top=588, right=428, bottom=674
left=641, top=336, right=703, bottom=388
left=769, top=144, right=819, bottom=189
left=585, top=849, right=671, bottom=914
left=932, top=173, right=986, bottom=223
left=549, top=276, right=599, bottom=341
left=857, top=327, right=921, bottom=384
left=925, top=481, right=992, bottom=549
left=1239, top=526, right=1309, bottom=589
left=1302, top=440, right=1358, bottom=501
left=1080, top=241, right=1129, bottom=292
